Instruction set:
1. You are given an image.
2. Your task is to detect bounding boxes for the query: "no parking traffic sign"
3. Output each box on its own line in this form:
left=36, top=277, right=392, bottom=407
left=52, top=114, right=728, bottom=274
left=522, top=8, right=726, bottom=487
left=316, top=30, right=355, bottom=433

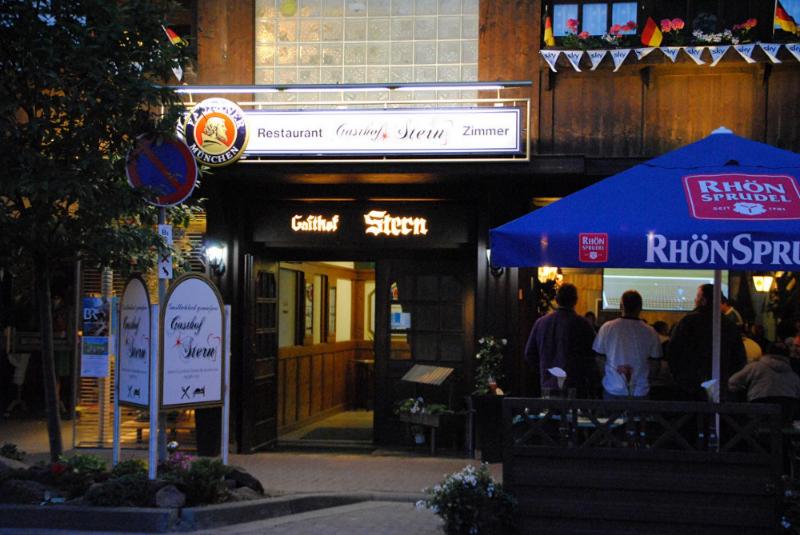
left=126, top=137, right=198, bottom=207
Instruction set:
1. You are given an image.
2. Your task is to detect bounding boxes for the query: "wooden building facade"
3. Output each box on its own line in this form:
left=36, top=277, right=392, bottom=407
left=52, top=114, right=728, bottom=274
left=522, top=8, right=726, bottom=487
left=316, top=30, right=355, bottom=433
left=179, top=0, right=800, bottom=453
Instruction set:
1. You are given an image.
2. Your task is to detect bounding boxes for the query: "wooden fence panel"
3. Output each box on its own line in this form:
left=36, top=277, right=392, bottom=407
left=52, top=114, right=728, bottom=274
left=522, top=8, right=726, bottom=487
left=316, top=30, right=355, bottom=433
left=503, top=398, right=782, bottom=535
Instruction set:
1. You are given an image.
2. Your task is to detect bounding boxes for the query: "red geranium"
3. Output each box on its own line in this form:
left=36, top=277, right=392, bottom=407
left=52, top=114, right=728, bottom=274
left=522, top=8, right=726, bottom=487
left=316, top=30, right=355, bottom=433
left=50, top=462, right=67, bottom=476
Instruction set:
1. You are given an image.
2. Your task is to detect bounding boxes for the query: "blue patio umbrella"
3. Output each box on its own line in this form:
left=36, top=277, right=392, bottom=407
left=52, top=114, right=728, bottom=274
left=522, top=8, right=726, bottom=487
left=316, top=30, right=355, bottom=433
left=490, top=128, right=800, bottom=400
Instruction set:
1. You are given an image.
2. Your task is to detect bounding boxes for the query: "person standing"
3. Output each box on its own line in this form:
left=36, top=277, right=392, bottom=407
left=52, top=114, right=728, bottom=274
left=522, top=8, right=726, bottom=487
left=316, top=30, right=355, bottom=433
left=668, top=284, right=746, bottom=401
left=720, top=295, right=744, bottom=331
left=593, top=290, right=662, bottom=399
left=524, top=283, right=596, bottom=397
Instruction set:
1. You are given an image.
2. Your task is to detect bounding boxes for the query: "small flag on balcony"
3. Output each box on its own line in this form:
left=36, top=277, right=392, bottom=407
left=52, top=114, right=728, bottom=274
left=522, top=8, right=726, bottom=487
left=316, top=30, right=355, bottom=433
left=162, top=25, right=188, bottom=47
left=640, top=17, right=663, bottom=47
left=544, top=16, right=555, bottom=47
left=774, top=1, right=798, bottom=34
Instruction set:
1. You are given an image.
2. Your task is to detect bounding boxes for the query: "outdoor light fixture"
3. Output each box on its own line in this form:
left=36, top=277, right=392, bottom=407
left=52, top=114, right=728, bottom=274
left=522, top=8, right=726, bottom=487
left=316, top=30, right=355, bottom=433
left=485, top=249, right=505, bottom=278
left=752, top=273, right=774, bottom=293
left=204, top=242, right=227, bottom=277
left=537, top=266, right=561, bottom=284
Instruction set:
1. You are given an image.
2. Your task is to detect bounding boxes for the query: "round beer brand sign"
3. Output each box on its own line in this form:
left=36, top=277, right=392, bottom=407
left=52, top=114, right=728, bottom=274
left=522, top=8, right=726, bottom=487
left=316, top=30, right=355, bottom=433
left=183, top=98, right=249, bottom=167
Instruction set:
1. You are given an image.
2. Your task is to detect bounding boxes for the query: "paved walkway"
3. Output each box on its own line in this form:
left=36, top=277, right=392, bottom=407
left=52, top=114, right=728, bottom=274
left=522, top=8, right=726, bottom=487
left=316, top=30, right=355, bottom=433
left=0, top=418, right=499, bottom=534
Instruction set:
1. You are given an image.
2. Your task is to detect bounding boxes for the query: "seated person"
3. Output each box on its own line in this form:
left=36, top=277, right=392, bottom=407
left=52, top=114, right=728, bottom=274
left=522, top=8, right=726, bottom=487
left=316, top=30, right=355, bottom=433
left=742, top=334, right=763, bottom=363
left=728, top=342, right=800, bottom=421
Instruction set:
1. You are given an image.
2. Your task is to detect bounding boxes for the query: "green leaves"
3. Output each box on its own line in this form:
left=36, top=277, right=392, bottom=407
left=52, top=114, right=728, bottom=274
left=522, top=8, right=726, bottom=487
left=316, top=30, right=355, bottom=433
left=0, top=0, right=195, bottom=273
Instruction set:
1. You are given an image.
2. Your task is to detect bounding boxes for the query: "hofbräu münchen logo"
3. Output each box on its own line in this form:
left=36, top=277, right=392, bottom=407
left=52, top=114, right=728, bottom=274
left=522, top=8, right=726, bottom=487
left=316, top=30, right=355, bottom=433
left=184, top=98, right=249, bottom=167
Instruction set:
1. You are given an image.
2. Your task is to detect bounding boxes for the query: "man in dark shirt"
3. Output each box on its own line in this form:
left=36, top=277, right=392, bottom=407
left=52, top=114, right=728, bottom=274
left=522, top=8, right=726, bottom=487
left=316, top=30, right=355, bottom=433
left=668, top=283, right=747, bottom=401
left=524, top=283, right=597, bottom=396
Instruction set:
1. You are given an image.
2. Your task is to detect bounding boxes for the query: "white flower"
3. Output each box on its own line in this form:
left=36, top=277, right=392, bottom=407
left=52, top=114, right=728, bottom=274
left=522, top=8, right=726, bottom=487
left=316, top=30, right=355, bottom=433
left=415, top=500, right=427, bottom=511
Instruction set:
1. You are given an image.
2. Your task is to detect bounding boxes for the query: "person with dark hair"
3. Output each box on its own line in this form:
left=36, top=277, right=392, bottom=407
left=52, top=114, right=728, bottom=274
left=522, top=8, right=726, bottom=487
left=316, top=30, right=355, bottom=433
left=584, top=311, right=598, bottom=333
left=524, top=283, right=596, bottom=396
left=720, top=294, right=743, bottom=331
left=593, top=290, right=662, bottom=399
left=668, top=284, right=746, bottom=401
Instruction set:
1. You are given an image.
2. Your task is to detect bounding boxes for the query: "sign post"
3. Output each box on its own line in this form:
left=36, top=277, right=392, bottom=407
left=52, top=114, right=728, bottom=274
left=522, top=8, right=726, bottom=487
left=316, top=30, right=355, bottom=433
left=125, top=136, right=197, bottom=462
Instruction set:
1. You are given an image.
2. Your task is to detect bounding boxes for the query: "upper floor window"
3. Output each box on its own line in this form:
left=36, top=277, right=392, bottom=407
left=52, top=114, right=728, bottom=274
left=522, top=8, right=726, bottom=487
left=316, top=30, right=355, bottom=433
left=551, top=2, right=638, bottom=36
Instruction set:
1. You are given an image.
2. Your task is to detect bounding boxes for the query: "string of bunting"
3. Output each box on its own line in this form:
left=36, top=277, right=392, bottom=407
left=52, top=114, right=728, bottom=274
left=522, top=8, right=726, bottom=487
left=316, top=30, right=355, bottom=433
left=541, top=42, right=800, bottom=73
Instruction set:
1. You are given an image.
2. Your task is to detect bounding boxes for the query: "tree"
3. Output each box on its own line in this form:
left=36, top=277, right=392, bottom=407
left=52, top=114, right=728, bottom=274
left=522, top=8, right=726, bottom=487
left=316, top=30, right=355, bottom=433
left=0, top=0, right=192, bottom=461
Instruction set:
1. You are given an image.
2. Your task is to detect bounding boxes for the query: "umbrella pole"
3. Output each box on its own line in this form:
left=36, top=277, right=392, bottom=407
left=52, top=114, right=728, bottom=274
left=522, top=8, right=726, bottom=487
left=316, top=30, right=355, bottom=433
left=712, top=270, right=722, bottom=402
left=712, top=270, right=722, bottom=451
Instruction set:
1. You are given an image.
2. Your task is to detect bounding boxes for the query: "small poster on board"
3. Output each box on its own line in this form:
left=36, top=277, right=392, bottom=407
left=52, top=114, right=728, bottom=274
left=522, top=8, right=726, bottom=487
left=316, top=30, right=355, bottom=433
left=81, top=336, right=110, bottom=377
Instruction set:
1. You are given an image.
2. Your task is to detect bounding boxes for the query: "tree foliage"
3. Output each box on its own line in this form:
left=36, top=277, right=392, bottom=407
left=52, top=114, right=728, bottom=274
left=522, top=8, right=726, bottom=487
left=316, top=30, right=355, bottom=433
left=0, top=0, right=194, bottom=273
left=0, top=0, right=196, bottom=460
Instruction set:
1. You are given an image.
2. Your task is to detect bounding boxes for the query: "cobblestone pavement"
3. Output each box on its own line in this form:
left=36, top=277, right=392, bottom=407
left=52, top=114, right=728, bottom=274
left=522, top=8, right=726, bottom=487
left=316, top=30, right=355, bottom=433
left=193, top=501, right=443, bottom=535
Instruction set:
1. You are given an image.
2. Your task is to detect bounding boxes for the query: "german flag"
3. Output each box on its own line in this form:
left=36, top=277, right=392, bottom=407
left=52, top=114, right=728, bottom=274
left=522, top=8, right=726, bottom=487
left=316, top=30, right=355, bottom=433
left=162, top=25, right=188, bottom=47
left=640, top=17, right=663, bottom=47
left=775, top=1, right=798, bottom=34
left=543, top=16, right=555, bottom=47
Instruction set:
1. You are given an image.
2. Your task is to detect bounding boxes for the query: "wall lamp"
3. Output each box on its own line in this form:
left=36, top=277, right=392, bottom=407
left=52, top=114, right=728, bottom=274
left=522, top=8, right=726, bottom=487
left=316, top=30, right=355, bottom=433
left=204, top=241, right=227, bottom=277
left=752, top=272, right=774, bottom=293
left=485, top=249, right=505, bottom=278
left=537, top=266, right=562, bottom=285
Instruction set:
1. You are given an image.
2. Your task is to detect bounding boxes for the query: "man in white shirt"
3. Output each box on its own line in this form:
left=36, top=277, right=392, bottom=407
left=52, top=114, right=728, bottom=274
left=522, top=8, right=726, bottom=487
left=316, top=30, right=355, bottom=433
left=593, top=290, right=662, bottom=399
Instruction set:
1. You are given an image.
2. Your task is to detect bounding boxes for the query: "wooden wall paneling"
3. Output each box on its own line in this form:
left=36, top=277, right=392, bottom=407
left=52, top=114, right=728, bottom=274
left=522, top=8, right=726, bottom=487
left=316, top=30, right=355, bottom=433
left=644, top=66, right=761, bottom=155
left=323, top=353, right=332, bottom=409
left=277, top=360, right=285, bottom=427
left=766, top=67, right=800, bottom=150
left=552, top=71, right=643, bottom=157
left=299, top=355, right=311, bottom=420
left=479, top=0, right=541, bottom=153
left=312, top=354, right=323, bottom=414
left=538, top=69, right=555, bottom=153
left=196, top=0, right=254, bottom=101
left=285, top=358, right=297, bottom=426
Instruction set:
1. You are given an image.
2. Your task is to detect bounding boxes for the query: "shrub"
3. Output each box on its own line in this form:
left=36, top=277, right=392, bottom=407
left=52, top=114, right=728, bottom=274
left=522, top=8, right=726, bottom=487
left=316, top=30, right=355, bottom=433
left=181, top=458, right=231, bottom=506
left=55, top=454, right=107, bottom=498
left=84, top=473, right=154, bottom=507
left=1, top=443, right=26, bottom=461
left=110, top=459, right=147, bottom=479
left=418, top=464, right=517, bottom=535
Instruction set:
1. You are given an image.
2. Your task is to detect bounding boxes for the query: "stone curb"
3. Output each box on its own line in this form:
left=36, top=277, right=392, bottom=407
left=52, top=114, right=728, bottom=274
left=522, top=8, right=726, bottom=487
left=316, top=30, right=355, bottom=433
left=0, top=504, right=177, bottom=533
left=0, top=492, right=423, bottom=533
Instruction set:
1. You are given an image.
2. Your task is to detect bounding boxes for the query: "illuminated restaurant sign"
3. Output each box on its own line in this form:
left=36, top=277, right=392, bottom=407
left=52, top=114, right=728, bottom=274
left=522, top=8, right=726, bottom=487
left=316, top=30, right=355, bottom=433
left=244, top=108, right=521, bottom=156
left=255, top=204, right=470, bottom=248
left=291, top=214, right=340, bottom=232
left=364, top=210, right=428, bottom=236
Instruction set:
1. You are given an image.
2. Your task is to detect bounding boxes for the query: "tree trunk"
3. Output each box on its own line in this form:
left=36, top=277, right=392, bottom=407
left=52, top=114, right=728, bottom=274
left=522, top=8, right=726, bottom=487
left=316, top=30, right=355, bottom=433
left=34, top=259, right=63, bottom=461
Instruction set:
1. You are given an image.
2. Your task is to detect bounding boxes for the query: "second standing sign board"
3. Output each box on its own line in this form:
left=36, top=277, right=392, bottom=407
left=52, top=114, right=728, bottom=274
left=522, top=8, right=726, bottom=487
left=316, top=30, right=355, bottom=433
left=160, top=274, right=225, bottom=409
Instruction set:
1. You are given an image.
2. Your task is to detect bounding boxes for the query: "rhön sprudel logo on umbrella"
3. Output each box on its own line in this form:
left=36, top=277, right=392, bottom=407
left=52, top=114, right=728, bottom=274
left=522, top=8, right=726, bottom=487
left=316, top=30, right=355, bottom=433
left=579, top=233, right=608, bottom=262
left=184, top=98, right=249, bottom=167
left=683, top=174, right=800, bottom=220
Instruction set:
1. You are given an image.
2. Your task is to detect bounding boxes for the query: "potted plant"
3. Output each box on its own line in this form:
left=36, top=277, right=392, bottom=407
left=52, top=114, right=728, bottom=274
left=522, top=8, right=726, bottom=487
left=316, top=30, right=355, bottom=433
left=417, top=463, right=518, bottom=535
left=395, top=397, right=450, bottom=445
left=470, top=336, right=507, bottom=462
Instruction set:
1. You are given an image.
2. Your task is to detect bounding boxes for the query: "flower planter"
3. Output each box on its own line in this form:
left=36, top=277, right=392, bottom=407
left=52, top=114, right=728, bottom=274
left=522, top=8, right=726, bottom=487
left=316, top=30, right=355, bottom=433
left=398, top=412, right=440, bottom=428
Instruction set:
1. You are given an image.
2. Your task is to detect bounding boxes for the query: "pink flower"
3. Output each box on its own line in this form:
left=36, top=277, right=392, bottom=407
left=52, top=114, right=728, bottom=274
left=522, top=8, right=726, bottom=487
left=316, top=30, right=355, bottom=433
left=625, top=20, right=637, bottom=31
left=566, top=18, right=579, bottom=30
left=671, top=18, right=685, bottom=30
left=746, top=18, right=757, bottom=29
left=609, top=24, right=622, bottom=35
left=660, top=19, right=672, bottom=32
left=578, top=31, right=590, bottom=39
left=732, top=23, right=742, bottom=31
